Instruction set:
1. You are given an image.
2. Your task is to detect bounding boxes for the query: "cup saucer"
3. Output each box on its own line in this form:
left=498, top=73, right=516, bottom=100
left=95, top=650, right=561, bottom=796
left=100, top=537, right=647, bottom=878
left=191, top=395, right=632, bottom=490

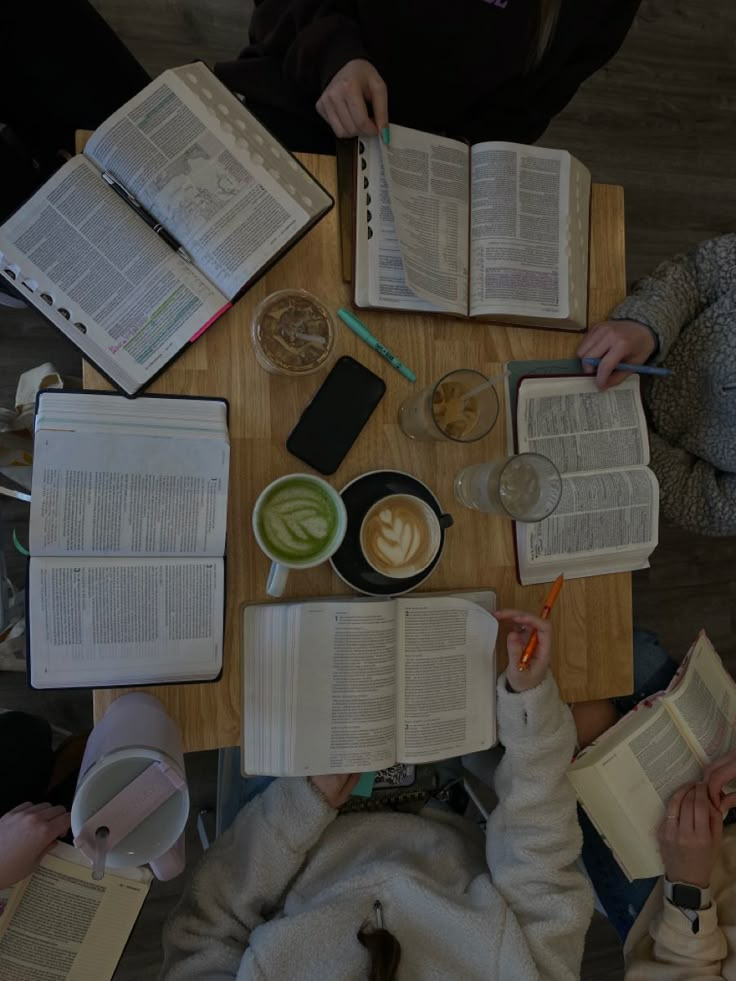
left=330, top=470, right=453, bottom=596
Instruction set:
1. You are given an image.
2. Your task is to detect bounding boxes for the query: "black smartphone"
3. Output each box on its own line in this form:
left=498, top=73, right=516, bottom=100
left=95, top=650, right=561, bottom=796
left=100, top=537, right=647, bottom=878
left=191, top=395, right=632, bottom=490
left=286, top=356, right=386, bottom=475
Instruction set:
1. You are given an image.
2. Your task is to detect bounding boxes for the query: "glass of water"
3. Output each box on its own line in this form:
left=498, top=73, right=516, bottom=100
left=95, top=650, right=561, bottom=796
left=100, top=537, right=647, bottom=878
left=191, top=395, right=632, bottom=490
left=454, top=453, right=562, bottom=521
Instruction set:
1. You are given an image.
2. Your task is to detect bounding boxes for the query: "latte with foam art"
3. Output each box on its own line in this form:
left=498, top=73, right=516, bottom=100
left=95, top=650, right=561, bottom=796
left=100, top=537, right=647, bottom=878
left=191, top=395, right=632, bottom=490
left=360, top=494, right=441, bottom=579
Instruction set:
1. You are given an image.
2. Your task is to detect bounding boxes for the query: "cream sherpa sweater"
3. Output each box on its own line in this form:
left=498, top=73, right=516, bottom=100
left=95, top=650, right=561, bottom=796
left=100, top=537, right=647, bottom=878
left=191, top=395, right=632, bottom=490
left=161, top=673, right=592, bottom=980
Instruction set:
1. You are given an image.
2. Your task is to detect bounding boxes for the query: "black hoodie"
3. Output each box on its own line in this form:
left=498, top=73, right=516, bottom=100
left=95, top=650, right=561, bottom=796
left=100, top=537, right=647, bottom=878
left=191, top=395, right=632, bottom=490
left=215, top=0, right=641, bottom=148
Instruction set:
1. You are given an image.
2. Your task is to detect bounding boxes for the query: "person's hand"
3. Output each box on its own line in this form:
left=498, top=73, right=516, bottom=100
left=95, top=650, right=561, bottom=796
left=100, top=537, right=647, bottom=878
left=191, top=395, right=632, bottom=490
left=0, top=802, right=71, bottom=889
left=494, top=609, right=552, bottom=693
left=316, top=59, right=389, bottom=140
left=576, top=319, right=657, bottom=389
left=309, top=773, right=360, bottom=808
left=658, top=783, right=722, bottom=889
left=703, top=749, right=736, bottom=814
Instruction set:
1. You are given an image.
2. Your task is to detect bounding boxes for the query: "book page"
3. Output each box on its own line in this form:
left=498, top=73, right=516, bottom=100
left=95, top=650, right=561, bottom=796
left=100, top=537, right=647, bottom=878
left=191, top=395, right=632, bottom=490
left=568, top=766, right=656, bottom=882
left=396, top=597, right=497, bottom=764
left=517, top=375, right=650, bottom=474
left=85, top=64, right=330, bottom=299
left=377, top=124, right=469, bottom=315
left=357, top=137, right=442, bottom=312
left=469, top=142, right=571, bottom=319
left=293, top=603, right=398, bottom=773
left=243, top=601, right=398, bottom=776
left=30, top=430, right=228, bottom=557
left=28, top=557, right=224, bottom=687
left=665, top=633, right=736, bottom=764
left=569, top=701, right=704, bottom=879
left=519, top=467, right=659, bottom=569
left=503, top=358, right=582, bottom=454
left=0, top=845, right=150, bottom=981
left=567, top=157, right=592, bottom=327
left=0, top=156, right=229, bottom=395
left=243, top=603, right=300, bottom=775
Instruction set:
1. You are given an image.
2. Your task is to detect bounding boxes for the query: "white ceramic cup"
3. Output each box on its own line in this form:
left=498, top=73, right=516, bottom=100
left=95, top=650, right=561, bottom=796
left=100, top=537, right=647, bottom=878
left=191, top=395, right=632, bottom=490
left=253, top=474, right=348, bottom=597
left=359, top=493, right=442, bottom=580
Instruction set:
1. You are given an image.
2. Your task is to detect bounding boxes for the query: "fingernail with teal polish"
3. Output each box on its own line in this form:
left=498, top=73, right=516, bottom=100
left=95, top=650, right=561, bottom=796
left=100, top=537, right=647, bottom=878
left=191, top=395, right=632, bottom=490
left=382, top=126, right=390, bottom=146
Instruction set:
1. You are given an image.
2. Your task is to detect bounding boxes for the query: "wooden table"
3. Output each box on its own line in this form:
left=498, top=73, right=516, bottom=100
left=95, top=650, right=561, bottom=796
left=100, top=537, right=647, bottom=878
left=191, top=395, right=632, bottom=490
left=87, top=155, right=631, bottom=752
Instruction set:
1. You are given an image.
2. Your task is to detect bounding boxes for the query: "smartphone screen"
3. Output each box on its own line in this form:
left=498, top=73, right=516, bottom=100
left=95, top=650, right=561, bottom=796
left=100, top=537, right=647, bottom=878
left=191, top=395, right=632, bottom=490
left=286, top=356, right=386, bottom=475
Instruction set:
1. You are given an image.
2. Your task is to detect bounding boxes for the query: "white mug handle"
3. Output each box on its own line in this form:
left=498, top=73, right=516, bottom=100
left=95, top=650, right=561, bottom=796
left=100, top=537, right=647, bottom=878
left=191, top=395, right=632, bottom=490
left=267, top=561, right=289, bottom=597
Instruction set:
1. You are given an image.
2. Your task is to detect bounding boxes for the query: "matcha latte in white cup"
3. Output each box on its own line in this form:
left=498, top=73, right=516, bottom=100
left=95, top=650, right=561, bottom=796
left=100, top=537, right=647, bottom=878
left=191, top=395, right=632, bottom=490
left=253, top=474, right=347, bottom=597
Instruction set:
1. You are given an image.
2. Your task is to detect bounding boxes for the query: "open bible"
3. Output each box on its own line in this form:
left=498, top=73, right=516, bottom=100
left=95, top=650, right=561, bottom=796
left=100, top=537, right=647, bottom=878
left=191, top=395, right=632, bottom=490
left=0, top=842, right=151, bottom=981
left=242, top=592, right=497, bottom=775
left=27, top=390, right=228, bottom=688
left=510, top=374, right=659, bottom=584
left=354, top=124, right=590, bottom=329
left=0, top=62, right=332, bottom=395
left=568, top=633, right=736, bottom=880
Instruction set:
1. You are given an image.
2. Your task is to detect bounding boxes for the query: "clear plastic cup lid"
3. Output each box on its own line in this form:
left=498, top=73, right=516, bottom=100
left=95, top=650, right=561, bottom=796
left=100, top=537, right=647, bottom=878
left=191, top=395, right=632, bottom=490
left=252, top=289, right=334, bottom=374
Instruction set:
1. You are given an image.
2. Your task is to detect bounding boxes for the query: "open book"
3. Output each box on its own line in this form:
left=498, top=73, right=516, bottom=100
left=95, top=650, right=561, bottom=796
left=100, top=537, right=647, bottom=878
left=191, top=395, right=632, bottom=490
left=0, top=842, right=151, bottom=981
left=509, top=374, right=659, bottom=584
left=568, top=633, right=736, bottom=880
left=27, top=390, right=228, bottom=688
left=354, top=124, right=590, bottom=329
left=0, top=62, right=332, bottom=395
left=242, top=592, right=497, bottom=775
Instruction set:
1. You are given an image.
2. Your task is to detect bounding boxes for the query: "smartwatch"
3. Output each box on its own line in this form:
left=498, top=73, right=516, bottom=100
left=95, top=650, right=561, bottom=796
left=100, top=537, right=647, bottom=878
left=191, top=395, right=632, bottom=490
left=664, top=880, right=711, bottom=909
left=664, top=879, right=711, bottom=933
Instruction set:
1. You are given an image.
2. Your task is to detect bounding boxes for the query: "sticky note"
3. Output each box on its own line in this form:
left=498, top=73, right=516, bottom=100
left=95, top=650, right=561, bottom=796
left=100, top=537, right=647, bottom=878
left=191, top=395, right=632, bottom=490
left=352, top=772, right=376, bottom=798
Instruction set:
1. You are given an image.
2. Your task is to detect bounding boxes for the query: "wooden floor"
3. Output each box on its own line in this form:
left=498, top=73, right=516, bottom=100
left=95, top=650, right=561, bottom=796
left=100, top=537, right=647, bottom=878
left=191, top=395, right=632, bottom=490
left=1, top=0, right=735, bottom=977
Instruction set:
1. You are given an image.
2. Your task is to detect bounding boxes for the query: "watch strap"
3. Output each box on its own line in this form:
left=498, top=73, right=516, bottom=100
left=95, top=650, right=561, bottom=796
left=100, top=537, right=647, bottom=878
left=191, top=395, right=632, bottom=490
left=664, top=879, right=711, bottom=933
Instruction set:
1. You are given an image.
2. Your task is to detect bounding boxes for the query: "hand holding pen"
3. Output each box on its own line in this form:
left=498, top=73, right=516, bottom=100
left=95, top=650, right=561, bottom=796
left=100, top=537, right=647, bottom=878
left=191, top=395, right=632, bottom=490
left=494, top=609, right=553, bottom=693
left=519, top=573, right=564, bottom=671
left=576, top=319, right=661, bottom=389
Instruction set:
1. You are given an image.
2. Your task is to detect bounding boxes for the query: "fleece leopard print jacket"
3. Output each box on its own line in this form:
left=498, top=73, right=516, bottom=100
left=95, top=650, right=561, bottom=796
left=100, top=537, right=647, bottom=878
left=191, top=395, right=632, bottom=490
left=610, top=234, right=736, bottom=536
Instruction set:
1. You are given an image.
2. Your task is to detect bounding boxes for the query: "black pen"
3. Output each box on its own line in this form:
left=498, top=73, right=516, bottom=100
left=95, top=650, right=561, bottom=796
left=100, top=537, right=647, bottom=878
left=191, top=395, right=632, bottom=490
left=101, top=171, right=193, bottom=264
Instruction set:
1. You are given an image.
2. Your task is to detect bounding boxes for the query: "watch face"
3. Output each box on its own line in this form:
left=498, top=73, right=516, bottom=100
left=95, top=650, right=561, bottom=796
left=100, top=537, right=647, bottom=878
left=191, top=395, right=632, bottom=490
left=672, top=883, right=702, bottom=909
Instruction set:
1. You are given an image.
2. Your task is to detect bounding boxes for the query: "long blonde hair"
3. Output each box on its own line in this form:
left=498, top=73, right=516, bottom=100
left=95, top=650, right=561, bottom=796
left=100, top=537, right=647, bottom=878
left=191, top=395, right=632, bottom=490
left=531, top=0, right=562, bottom=68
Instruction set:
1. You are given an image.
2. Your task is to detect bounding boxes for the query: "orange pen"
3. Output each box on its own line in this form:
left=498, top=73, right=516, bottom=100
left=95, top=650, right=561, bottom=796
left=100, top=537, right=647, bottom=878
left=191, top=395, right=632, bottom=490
left=518, top=574, right=564, bottom=671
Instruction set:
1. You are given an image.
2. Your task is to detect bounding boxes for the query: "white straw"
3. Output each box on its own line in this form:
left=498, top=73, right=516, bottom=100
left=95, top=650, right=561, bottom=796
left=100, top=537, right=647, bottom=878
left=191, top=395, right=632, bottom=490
left=295, top=331, right=327, bottom=346
left=462, top=370, right=508, bottom=402
left=92, top=826, right=109, bottom=881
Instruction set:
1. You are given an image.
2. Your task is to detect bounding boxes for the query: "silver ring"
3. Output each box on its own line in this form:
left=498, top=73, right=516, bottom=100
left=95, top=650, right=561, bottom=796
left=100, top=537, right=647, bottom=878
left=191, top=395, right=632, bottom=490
left=665, top=815, right=678, bottom=821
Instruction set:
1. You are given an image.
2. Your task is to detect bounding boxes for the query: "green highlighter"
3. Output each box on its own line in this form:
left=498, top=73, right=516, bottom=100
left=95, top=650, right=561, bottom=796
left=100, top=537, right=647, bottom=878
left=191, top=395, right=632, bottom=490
left=337, top=308, right=416, bottom=383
